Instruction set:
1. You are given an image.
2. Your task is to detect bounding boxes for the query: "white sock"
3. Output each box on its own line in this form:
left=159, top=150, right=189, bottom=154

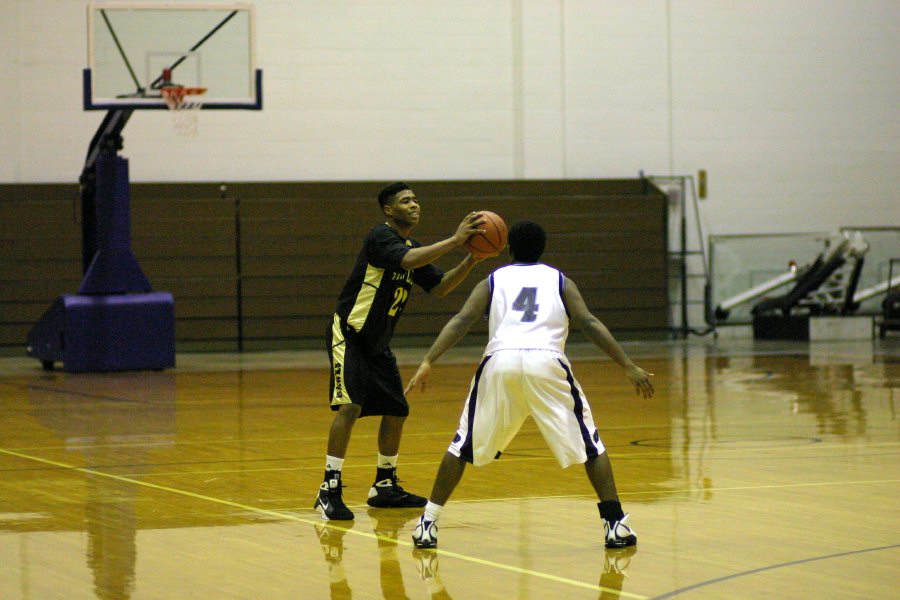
left=424, top=501, right=443, bottom=523
left=377, top=453, right=398, bottom=470
left=325, top=455, right=344, bottom=472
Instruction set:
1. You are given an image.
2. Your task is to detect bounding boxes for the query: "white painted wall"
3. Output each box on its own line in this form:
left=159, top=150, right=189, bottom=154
left=2, top=0, right=898, bottom=236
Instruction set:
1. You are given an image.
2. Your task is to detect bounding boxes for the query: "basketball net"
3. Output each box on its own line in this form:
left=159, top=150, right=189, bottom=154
left=161, top=86, right=207, bottom=138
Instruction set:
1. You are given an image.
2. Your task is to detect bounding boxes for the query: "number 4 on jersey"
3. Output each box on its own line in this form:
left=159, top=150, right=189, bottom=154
left=512, top=287, right=539, bottom=322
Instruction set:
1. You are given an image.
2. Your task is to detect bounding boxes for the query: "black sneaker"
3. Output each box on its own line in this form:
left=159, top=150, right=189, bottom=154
left=366, top=476, right=427, bottom=508
left=314, top=478, right=354, bottom=520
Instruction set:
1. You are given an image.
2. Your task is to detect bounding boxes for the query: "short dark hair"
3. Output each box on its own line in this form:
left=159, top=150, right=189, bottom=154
left=508, top=220, right=546, bottom=263
left=377, top=182, right=411, bottom=208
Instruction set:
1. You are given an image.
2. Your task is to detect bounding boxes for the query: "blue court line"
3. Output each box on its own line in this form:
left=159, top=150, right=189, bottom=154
left=650, top=543, right=900, bottom=599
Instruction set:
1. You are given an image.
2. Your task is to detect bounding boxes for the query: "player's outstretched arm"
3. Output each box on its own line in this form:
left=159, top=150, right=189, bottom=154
left=431, top=250, right=500, bottom=297
left=405, top=279, right=491, bottom=394
left=400, top=212, right=485, bottom=271
left=562, top=276, right=655, bottom=399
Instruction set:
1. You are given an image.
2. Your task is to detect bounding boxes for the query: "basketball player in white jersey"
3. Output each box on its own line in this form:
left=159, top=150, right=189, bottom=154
left=404, top=220, right=655, bottom=549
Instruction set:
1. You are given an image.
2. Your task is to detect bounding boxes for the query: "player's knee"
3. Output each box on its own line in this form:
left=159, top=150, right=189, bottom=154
left=337, top=403, right=362, bottom=422
left=382, top=414, right=407, bottom=427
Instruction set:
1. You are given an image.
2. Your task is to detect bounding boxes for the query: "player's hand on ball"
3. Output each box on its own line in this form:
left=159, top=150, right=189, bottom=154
left=464, top=211, right=507, bottom=259
left=454, top=212, right=486, bottom=245
left=627, top=366, right=654, bottom=399
left=405, top=360, right=433, bottom=394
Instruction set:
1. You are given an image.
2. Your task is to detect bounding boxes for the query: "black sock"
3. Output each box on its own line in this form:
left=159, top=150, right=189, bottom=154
left=375, top=466, right=396, bottom=483
left=598, top=500, right=625, bottom=523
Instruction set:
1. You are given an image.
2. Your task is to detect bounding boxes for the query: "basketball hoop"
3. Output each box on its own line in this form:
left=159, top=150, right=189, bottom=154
left=160, top=85, right=207, bottom=138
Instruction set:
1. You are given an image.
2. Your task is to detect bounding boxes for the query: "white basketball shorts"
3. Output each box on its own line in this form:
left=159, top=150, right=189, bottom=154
left=447, top=349, right=606, bottom=468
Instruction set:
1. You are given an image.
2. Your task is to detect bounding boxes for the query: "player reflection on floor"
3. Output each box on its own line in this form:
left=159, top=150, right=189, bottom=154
left=313, top=512, right=454, bottom=599
left=410, top=547, right=453, bottom=600
left=599, top=546, right=637, bottom=600
left=314, top=521, right=354, bottom=599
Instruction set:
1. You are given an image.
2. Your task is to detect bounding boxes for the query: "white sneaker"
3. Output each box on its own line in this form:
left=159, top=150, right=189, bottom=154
left=604, top=513, right=637, bottom=548
left=412, top=515, right=438, bottom=549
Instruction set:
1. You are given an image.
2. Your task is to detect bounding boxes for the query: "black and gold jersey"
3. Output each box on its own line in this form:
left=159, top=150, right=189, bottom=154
left=334, top=224, right=443, bottom=353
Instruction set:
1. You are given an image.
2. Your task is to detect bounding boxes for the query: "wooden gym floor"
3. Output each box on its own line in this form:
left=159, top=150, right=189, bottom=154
left=0, top=337, right=897, bottom=599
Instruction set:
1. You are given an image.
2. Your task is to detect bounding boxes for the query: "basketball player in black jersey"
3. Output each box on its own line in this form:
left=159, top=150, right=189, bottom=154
left=316, top=182, right=495, bottom=520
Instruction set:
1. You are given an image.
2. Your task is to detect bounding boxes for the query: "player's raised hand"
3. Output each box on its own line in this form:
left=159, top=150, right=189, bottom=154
left=404, top=360, right=433, bottom=395
left=626, top=365, right=655, bottom=399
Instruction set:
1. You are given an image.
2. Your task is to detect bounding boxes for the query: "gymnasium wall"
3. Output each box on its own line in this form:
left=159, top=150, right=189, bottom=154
left=0, top=180, right=668, bottom=351
left=1, top=1, right=898, bottom=237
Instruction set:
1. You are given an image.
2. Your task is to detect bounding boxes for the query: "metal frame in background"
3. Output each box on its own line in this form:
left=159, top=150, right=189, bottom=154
left=649, top=175, right=711, bottom=338
left=879, top=258, right=900, bottom=337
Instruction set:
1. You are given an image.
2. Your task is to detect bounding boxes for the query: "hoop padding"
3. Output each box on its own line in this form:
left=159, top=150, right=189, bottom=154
left=161, top=86, right=207, bottom=138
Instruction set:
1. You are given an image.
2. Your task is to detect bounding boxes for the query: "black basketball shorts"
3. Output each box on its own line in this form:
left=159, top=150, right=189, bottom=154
left=326, top=315, right=409, bottom=417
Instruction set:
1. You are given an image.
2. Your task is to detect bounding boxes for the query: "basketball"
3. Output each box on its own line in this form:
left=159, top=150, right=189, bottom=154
left=465, top=211, right=508, bottom=258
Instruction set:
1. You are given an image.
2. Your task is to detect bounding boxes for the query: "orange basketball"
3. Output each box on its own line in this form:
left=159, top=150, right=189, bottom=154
left=465, top=211, right=508, bottom=258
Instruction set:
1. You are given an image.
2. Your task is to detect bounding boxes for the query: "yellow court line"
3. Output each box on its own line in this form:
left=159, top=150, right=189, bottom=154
left=0, top=446, right=647, bottom=600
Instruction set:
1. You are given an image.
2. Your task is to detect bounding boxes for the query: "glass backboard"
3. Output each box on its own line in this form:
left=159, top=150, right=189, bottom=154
left=85, top=2, right=261, bottom=110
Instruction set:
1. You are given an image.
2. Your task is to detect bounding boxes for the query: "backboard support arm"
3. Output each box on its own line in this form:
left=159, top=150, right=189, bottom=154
left=100, top=9, right=143, bottom=94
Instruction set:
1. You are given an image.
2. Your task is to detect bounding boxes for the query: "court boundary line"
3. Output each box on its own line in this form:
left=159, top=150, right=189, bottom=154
left=0, top=446, right=648, bottom=600
left=649, top=543, right=900, bottom=599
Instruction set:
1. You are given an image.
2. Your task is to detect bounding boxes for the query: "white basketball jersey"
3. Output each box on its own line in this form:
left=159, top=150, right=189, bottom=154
left=484, top=263, right=568, bottom=354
